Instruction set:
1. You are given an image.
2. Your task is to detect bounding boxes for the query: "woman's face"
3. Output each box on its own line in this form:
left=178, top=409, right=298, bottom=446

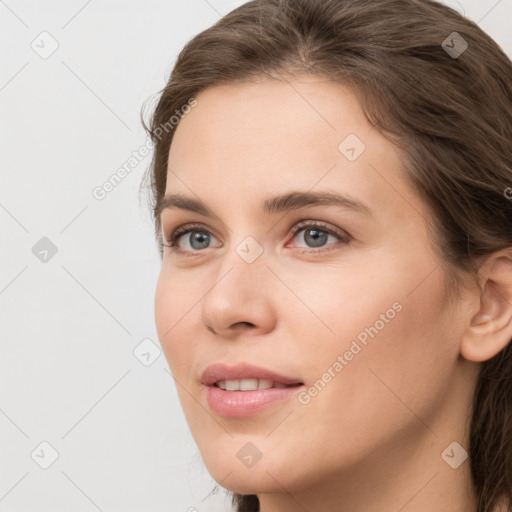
left=154, top=76, right=477, bottom=501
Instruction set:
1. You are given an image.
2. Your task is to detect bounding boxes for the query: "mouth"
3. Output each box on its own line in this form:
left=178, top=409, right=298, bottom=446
left=201, top=362, right=305, bottom=417
left=214, top=378, right=302, bottom=391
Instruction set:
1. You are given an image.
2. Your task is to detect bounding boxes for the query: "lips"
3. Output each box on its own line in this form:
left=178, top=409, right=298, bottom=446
left=201, top=362, right=305, bottom=417
left=200, top=362, right=303, bottom=388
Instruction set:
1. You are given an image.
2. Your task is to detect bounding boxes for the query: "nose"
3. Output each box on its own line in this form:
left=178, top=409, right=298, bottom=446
left=201, top=246, right=277, bottom=339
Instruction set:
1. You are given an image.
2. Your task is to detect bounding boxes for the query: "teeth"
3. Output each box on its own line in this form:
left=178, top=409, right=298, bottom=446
left=216, top=379, right=283, bottom=391
left=239, top=378, right=259, bottom=391
left=258, top=379, right=274, bottom=390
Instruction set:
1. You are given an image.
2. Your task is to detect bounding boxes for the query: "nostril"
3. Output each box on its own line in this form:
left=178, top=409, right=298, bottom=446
left=234, top=321, right=254, bottom=328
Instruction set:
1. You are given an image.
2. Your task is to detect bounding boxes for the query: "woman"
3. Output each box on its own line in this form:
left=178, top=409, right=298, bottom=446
left=140, top=0, right=512, bottom=510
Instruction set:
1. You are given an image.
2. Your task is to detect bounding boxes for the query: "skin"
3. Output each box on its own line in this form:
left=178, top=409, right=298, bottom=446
left=154, top=75, right=512, bottom=512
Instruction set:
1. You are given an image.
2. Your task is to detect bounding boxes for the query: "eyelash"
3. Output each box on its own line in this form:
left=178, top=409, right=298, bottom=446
left=162, top=220, right=350, bottom=257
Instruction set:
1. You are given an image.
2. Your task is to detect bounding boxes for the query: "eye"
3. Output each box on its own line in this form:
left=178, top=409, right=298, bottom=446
left=163, top=220, right=350, bottom=256
left=163, top=222, right=221, bottom=254
left=287, top=220, right=350, bottom=253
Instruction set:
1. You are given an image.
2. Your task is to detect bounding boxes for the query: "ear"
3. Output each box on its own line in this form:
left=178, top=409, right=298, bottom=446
left=460, top=249, right=512, bottom=363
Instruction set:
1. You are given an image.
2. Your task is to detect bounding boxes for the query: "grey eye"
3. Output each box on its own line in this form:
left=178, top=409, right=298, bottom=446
left=300, top=227, right=330, bottom=248
left=184, top=231, right=214, bottom=250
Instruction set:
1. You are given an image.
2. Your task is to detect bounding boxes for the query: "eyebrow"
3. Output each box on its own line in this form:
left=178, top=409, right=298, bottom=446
left=156, top=190, right=374, bottom=220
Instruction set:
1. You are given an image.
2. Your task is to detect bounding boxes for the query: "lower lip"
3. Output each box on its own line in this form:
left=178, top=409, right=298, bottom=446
left=204, top=384, right=304, bottom=417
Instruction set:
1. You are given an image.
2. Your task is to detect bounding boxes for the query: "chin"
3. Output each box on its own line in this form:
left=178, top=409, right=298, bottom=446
left=209, top=466, right=284, bottom=495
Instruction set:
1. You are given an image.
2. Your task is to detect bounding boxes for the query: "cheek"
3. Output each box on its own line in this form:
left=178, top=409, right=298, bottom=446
left=154, top=274, right=172, bottom=349
left=276, top=261, right=405, bottom=360
left=154, top=271, right=195, bottom=371
left=154, top=273, right=207, bottom=434
left=288, top=262, right=457, bottom=427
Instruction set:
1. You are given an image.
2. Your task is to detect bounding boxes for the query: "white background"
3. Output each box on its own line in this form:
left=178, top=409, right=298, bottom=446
left=1, top=1, right=511, bottom=511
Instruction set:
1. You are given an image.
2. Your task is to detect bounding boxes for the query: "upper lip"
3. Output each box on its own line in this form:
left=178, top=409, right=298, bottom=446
left=201, top=362, right=304, bottom=386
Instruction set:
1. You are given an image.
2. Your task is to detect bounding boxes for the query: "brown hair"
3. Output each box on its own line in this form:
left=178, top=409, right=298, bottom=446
left=139, top=1, right=512, bottom=510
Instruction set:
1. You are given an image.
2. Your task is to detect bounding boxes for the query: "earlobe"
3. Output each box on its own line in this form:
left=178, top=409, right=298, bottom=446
left=460, top=251, right=512, bottom=363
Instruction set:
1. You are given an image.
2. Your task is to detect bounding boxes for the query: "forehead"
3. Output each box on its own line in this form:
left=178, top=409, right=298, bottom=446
left=168, top=76, right=371, bottom=165
left=164, top=76, right=421, bottom=222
